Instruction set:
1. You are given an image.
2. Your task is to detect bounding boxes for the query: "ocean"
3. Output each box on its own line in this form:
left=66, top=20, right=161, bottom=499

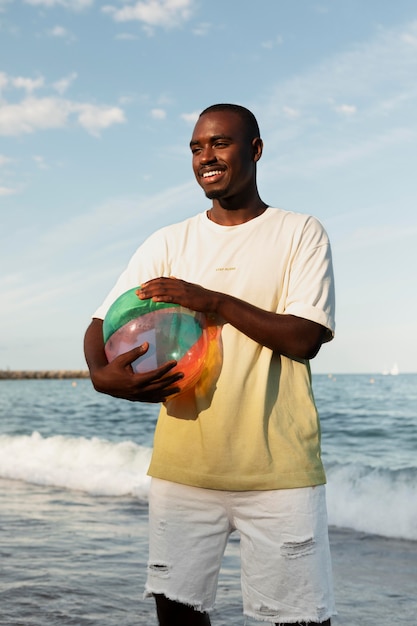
left=0, top=373, right=416, bottom=625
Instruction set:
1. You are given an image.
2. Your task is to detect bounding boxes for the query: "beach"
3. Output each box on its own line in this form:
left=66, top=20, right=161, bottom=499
left=1, top=475, right=416, bottom=626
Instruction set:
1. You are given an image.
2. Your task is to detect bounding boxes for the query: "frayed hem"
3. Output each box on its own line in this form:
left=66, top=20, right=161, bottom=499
left=243, top=610, right=336, bottom=624
left=143, top=586, right=214, bottom=614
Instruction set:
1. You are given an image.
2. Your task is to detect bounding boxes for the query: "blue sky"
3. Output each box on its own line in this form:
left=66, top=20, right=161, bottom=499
left=1, top=0, right=416, bottom=374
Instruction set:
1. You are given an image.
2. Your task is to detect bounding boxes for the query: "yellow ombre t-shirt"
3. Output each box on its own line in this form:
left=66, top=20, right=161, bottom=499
left=93, top=208, right=335, bottom=491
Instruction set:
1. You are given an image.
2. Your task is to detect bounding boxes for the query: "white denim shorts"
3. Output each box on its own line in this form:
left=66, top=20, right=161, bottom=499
left=145, top=478, right=335, bottom=623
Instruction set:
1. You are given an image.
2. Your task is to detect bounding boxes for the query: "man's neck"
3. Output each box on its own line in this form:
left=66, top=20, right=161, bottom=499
left=208, top=199, right=268, bottom=226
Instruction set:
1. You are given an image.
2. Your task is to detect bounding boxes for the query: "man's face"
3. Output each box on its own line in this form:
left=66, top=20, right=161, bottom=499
left=190, top=111, right=258, bottom=201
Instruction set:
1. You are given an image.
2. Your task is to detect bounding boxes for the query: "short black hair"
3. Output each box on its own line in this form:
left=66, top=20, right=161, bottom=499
left=199, top=104, right=260, bottom=140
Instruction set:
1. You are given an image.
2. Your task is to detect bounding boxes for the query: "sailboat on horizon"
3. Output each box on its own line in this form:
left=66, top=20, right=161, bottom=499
left=382, top=362, right=399, bottom=376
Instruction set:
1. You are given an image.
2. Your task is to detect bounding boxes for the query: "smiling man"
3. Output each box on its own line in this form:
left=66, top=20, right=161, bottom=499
left=190, top=109, right=264, bottom=211
left=84, top=104, right=336, bottom=625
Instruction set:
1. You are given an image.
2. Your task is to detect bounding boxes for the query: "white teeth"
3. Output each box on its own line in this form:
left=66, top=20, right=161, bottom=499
left=202, top=170, right=222, bottom=178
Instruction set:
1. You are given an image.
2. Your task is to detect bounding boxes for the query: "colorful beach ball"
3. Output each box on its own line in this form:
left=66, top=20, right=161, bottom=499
left=103, top=286, right=209, bottom=396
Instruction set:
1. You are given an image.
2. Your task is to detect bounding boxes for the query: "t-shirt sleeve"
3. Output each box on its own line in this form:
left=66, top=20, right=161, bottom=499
left=283, top=216, right=335, bottom=336
left=92, top=229, right=170, bottom=320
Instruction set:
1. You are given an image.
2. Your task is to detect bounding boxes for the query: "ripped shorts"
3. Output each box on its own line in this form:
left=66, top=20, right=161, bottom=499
left=145, top=478, right=335, bottom=624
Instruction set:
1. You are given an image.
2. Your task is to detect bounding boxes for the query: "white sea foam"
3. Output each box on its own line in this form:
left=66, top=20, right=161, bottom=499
left=1, top=432, right=416, bottom=541
left=326, top=462, right=417, bottom=541
left=0, top=432, right=152, bottom=501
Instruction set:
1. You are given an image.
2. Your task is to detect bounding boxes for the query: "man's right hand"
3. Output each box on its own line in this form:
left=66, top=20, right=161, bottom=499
left=84, top=319, right=183, bottom=403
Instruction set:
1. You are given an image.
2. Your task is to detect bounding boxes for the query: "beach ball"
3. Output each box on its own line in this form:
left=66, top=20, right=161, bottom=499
left=103, top=286, right=209, bottom=396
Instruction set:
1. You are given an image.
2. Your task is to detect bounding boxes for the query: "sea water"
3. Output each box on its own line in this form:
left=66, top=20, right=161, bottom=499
left=0, top=373, right=416, bottom=625
left=1, top=373, right=416, bottom=541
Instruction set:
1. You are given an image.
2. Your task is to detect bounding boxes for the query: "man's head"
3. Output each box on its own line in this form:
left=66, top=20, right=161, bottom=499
left=190, top=104, right=263, bottom=203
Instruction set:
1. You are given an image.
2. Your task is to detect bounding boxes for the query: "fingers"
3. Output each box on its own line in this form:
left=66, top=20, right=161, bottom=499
left=114, top=343, right=179, bottom=377
left=140, top=276, right=181, bottom=289
left=116, top=342, right=150, bottom=366
left=138, top=277, right=185, bottom=301
left=117, top=344, right=184, bottom=401
left=127, top=371, right=183, bottom=403
left=135, top=364, right=182, bottom=386
left=134, top=382, right=182, bottom=403
left=111, top=342, right=183, bottom=380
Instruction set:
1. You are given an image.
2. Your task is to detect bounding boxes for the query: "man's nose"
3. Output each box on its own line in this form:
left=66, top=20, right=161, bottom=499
left=200, top=146, right=216, bottom=163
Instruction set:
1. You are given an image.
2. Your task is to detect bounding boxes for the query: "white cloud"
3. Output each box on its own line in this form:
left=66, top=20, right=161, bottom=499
left=282, top=106, right=300, bottom=119
left=48, top=24, right=76, bottom=40
left=118, top=95, right=134, bottom=105
left=256, top=17, right=417, bottom=184
left=53, top=72, right=78, bottom=95
left=103, top=0, right=194, bottom=29
left=192, top=22, right=211, bottom=37
left=1, top=73, right=45, bottom=95
left=268, top=126, right=417, bottom=179
left=261, top=35, right=283, bottom=50
left=180, top=110, right=199, bottom=124
left=402, top=33, right=417, bottom=47
left=33, top=155, right=48, bottom=169
left=0, top=185, right=16, bottom=196
left=334, top=103, right=357, bottom=116
left=49, top=25, right=67, bottom=36
left=0, top=154, right=12, bottom=166
left=76, top=103, right=126, bottom=135
left=0, top=96, right=126, bottom=136
left=0, top=97, right=69, bottom=134
left=150, top=107, right=166, bottom=120
left=12, top=75, right=45, bottom=93
left=264, top=20, right=417, bottom=120
left=24, top=0, right=93, bottom=9
left=0, top=71, right=125, bottom=136
left=38, top=181, right=197, bottom=260
left=115, top=32, right=138, bottom=40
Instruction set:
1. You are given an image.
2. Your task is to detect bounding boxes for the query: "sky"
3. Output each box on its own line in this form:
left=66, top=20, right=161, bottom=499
left=1, top=0, right=416, bottom=374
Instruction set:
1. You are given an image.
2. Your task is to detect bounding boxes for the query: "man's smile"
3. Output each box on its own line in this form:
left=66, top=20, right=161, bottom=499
left=202, top=170, right=223, bottom=179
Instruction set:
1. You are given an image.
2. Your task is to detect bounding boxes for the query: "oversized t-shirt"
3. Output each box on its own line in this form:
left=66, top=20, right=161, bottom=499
left=93, top=207, right=335, bottom=491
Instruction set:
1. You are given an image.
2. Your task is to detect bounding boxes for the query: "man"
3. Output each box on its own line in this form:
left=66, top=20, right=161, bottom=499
left=84, top=104, right=336, bottom=625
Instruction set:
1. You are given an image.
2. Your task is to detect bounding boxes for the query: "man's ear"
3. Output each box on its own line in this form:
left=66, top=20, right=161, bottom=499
left=252, top=137, right=263, bottom=162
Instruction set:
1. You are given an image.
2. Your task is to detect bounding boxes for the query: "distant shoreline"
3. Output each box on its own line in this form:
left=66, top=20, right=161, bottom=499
left=0, top=370, right=90, bottom=380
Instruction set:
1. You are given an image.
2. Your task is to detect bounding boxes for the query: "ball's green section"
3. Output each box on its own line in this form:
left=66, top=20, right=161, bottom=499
left=102, top=286, right=174, bottom=344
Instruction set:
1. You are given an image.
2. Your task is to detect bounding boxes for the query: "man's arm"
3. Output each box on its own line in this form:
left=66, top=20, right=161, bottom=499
left=84, top=318, right=184, bottom=402
left=138, top=278, right=331, bottom=360
left=210, top=295, right=329, bottom=359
